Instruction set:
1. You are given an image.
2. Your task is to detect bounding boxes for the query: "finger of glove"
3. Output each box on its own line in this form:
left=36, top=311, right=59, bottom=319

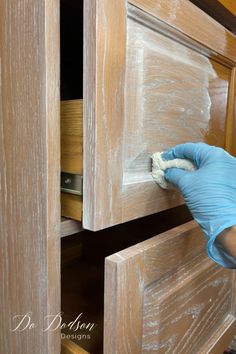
left=165, top=167, right=191, bottom=189
left=162, top=142, right=211, bottom=167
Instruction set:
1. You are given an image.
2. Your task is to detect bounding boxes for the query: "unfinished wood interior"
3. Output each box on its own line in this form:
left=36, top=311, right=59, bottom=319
left=61, top=0, right=83, bottom=222
left=61, top=100, right=83, bottom=221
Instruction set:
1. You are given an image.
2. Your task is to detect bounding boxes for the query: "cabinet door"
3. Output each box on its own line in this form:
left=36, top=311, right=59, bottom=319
left=84, top=0, right=236, bottom=230
left=104, top=221, right=236, bottom=353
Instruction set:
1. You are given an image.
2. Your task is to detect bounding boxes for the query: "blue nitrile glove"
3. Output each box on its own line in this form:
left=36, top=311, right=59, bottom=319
left=162, top=142, right=236, bottom=268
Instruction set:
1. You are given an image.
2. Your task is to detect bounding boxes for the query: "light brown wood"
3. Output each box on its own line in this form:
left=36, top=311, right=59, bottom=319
left=218, top=0, right=236, bottom=16
left=84, top=0, right=126, bottom=230
left=104, top=221, right=236, bottom=353
left=61, top=338, right=89, bottom=354
left=84, top=0, right=236, bottom=230
left=200, top=317, right=236, bottom=353
left=61, top=99, right=83, bottom=174
left=0, top=0, right=60, bottom=353
left=208, top=60, right=231, bottom=147
left=61, top=217, right=83, bottom=237
left=61, top=193, right=83, bottom=222
left=61, top=99, right=83, bottom=221
left=130, top=0, right=236, bottom=62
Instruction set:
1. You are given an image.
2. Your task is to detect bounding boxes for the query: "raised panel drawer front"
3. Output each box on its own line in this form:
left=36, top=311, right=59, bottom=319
left=75, top=0, right=236, bottom=230
left=104, top=221, right=236, bottom=354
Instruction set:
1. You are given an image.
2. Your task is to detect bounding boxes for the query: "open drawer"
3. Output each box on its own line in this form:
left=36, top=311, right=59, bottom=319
left=61, top=0, right=236, bottom=231
left=104, top=221, right=236, bottom=353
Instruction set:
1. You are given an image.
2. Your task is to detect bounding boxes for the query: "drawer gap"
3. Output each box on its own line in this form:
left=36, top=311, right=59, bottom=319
left=60, top=0, right=84, bottom=224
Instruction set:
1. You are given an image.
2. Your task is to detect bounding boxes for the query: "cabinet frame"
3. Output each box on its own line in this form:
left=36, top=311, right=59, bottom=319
left=0, top=0, right=61, bottom=353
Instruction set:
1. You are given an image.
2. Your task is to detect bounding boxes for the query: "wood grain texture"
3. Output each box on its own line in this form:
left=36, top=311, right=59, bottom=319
left=84, top=0, right=126, bottom=230
left=199, top=316, right=236, bottom=353
left=0, top=0, right=60, bottom=353
left=61, top=99, right=83, bottom=174
left=61, top=193, right=83, bottom=222
left=104, top=221, right=236, bottom=353
left=61, top=217, right=83, bottom=237
left=61, top=338, right=89, bottom=354
left=123, top=20, right=223, bottom=171
left=143, top=260, right=231, bottom=352
left=84, top=0, right=236, bottom=231
left=61, top=99, right=83, bottom=221
left=207, top=60, right=230, bottom=147
left=122, top=18, right=231, bottom=223
left=130, top=0, right=236, bottom=63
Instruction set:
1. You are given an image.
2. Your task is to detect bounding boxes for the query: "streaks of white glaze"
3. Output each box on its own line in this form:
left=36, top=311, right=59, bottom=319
left=143, top=0, right=180, bottom=22
left=142, top=335, right=177, bottom=353
left=152, top=151, right=196, bottom=188
left=123, top=19, right=217, bottom=186
left=141, top=265, right=231, bottom=354
left=123, top=171, right=153, bottom=185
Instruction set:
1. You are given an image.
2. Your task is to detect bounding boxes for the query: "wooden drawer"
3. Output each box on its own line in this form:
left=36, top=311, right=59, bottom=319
left=104, top=221, right=236, bottom=353
left=61, top=100, right=83, bottom=221
left=61, top=0, right=236, bottom=231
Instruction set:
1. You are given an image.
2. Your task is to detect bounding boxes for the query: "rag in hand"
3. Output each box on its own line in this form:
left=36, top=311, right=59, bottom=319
left=151, top=152, right=196, bottom=188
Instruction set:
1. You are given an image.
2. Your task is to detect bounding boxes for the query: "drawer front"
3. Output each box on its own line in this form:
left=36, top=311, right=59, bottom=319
left=61, top=0, right=236, bottom=230
left=83, top=0, right=236, bottom=230
left=104, top=221, right=236, bottom=353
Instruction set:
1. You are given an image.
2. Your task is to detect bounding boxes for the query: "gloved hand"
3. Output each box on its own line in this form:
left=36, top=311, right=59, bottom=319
left=162, top=142, right=236, bottom=268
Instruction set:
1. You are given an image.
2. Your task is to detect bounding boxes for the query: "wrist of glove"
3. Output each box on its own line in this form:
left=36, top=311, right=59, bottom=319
left=162, top=142, right=236, bottom=268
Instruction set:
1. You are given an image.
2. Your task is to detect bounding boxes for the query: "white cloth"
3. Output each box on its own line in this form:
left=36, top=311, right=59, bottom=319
left=152, top=152, right=196, bottom=189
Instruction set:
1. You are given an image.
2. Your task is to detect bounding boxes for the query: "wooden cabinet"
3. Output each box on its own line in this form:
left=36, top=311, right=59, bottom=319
left=104, top=221, right=236, bottom=353
left=1, top=0, right=236, bottom=353
left=61, top=0, right=236, bottom=231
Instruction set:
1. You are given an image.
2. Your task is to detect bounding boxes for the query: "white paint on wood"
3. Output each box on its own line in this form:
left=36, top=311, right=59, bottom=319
left=84, top=0, right=235, bottom=230
left=123, top=19, right=217, bottom=185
